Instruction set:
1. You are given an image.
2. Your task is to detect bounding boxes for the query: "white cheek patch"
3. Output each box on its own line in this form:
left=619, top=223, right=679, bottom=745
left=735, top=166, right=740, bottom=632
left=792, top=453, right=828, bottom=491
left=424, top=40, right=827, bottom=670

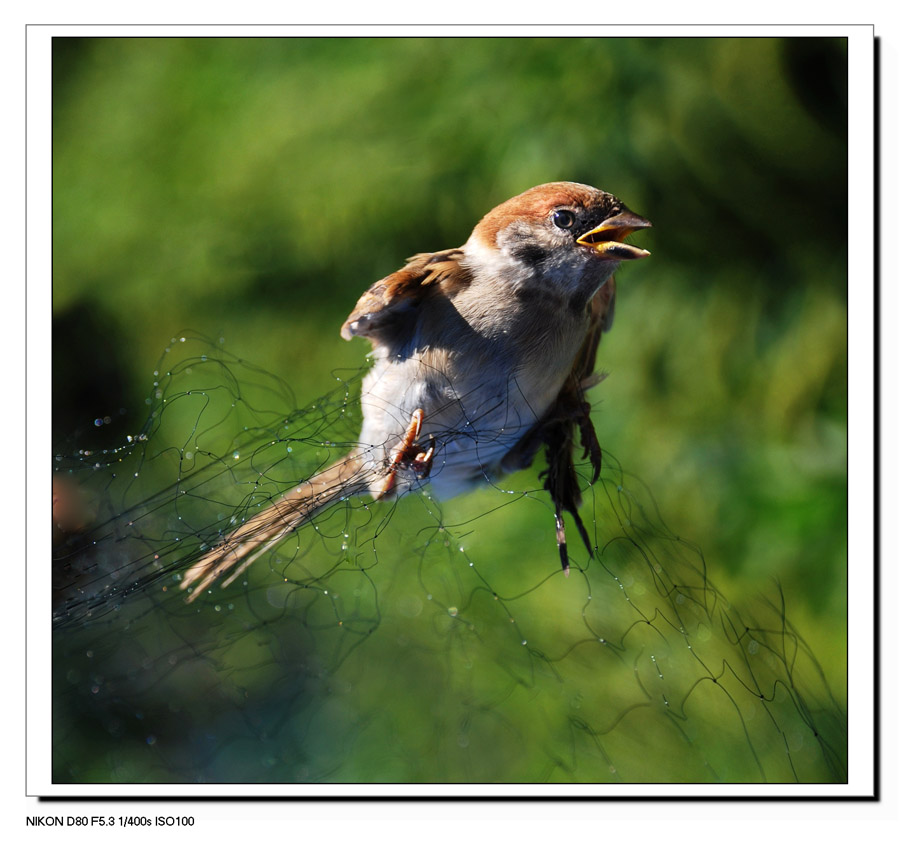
left=464, top=226, right=618, bottom=315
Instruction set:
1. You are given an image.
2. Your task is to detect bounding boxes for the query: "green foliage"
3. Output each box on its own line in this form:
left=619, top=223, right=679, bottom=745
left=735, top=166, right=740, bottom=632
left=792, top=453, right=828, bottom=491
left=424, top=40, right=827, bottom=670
left=52, top=36, right=847, bottom=783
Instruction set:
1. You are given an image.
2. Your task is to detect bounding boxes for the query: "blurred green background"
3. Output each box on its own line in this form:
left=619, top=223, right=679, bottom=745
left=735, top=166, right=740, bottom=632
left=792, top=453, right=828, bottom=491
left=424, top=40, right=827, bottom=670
left=52, top=36, right=848, bottom=783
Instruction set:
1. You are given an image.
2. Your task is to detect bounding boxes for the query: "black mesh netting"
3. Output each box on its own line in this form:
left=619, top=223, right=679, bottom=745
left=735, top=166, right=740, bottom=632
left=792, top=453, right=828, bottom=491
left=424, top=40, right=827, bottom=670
left=52, top=335, right=847, bottom=784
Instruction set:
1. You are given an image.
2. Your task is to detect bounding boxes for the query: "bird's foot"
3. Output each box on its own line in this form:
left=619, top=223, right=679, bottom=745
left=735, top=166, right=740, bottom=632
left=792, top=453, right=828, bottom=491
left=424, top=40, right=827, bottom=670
left=377, top=409, right=435, bottom=497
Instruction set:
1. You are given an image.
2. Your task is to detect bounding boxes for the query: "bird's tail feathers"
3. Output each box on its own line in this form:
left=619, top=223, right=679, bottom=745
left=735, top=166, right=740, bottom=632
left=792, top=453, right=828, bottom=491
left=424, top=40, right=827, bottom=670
left=180, top=452, right=371, bottom=602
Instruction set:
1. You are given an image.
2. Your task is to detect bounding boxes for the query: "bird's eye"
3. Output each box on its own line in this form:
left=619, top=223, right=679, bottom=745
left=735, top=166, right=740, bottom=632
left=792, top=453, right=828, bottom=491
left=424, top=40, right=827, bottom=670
left=552, top=209, right=576, bottom=230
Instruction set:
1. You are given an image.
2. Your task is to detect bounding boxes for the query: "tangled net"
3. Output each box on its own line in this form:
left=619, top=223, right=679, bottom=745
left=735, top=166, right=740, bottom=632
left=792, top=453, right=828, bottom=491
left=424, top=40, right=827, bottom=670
left=52, top=335, right=847, bottom=784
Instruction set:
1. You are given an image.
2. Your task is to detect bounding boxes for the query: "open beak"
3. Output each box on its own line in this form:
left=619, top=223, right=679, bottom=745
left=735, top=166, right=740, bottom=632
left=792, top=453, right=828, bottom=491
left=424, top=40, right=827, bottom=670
left=576, top=210, right=652, bottom=260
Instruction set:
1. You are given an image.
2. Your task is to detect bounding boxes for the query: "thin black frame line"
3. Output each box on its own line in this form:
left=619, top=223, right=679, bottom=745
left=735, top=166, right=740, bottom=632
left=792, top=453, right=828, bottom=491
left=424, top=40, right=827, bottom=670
left=34, top=29, right=874, bottom=801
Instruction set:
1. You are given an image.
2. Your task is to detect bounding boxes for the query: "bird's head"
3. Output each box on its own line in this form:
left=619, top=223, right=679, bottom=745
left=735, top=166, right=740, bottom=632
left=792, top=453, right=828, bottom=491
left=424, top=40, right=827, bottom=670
left=465, top=181, right=651, bottom=306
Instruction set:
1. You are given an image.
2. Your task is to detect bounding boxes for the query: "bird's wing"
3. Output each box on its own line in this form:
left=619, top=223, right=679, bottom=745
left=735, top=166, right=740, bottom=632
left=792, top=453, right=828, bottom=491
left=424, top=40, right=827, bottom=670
left=340, top=249, right=469, bottom=343
left=570, top=274, right=616, bottom=388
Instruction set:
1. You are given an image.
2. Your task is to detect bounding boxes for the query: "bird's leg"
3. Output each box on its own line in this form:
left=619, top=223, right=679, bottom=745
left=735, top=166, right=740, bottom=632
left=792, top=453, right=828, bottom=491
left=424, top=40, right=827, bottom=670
left=555, top=510, right=570, bottom=577
left=377, top=408, right=433, bottom=498
left=538, top=393, right=599, bottom=576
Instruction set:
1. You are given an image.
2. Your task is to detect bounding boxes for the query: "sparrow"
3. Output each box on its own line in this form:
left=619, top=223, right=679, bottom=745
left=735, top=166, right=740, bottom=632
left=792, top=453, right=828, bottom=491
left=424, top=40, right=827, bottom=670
left=181, top=182, right=650, bottom=601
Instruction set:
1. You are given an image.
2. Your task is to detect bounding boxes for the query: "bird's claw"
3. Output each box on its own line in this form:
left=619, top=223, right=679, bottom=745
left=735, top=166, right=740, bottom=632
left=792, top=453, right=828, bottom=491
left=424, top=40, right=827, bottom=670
left=412, top=437, right=435, bottom=479
left=377, top=409, right=435, bottom=497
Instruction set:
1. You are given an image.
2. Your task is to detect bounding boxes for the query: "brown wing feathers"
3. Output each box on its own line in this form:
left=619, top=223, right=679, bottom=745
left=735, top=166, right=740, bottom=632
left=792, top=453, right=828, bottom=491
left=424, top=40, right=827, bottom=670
left=340, top=250, right=467, bottom=341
